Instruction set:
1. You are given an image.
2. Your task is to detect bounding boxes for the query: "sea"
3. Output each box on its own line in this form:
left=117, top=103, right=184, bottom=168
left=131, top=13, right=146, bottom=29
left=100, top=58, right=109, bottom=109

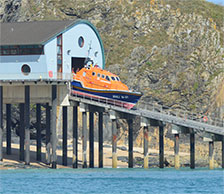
left=0, top=168, right=223, bottom=194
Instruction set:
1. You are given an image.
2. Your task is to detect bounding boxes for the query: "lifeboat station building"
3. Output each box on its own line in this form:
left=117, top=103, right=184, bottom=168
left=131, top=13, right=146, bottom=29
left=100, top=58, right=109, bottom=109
left=0, top=20, right=105, bottom=168
left=0, top=20, right=105, bottom=104
left=0, top=20, right=105, bottom=81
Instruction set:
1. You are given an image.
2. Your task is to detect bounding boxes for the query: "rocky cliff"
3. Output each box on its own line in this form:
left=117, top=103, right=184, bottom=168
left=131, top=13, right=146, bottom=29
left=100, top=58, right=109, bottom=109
left=1, top=0, right=223, bottom=115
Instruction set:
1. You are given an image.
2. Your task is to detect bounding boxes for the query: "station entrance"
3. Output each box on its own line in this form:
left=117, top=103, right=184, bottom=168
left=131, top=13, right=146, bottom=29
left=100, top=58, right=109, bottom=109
left=71, top=57, right=86, bottom=73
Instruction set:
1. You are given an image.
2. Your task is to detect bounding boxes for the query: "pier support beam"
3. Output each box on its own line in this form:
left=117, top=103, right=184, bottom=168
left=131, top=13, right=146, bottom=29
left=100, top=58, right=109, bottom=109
left=222, top=136, right=224, bottom=169
left=143, top=126, right=149, bottom=169
left=159, top=125, right=164, bottom=168
left=82, top=111, right=87, bottom=168
left=24, top=86, right=30, bottom=165
left=51, top=85, right=57, bottom=169
left=128, top=119, right=133, bottom=168
left=98, top=112, right=103, bottom=168
left=62, top=106, right=68, bottom=166
left=36, top=104, right=41, bottom=161
left=190, top=132, right=195, bottom=169
left=6, top=104, right=11, bottom=155
left=112, top=119, right=117, bottom=168
left=209, top=141, right=214, bottom=170
left=19, top=103, right=25, bottom=161
left=72, top=106, right=78, bottom=168
left=0, top=86, right=3, bottom=161
left=174, top=134, right=180, bottom=169
left=89, top=112, right=94, bottom=168
left=46, top=103, right=51, bottom=165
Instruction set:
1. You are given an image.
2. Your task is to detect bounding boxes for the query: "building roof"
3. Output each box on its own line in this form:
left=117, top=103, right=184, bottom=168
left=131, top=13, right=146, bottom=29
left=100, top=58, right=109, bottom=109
left=0, top=20, right=77, bottom=46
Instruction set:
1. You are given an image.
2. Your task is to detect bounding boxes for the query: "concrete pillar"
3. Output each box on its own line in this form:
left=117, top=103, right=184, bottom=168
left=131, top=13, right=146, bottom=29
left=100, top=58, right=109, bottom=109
left=51, top=85, right=57, bottom=169
left=62, top=106, right=67, bottom=166
left=0, top=86, right=3, bottom=161
left=72, top=106, right=78, bottom=168
left=209, top=141, right=214, bottom=170
left=24, top=86, right=30, bottom=165
left=112, top=119, right=117, bottom=168
left=36, top=104, right=41, bottom=161
left=222, top=136, right=224, bottom=169
left=6, top=104, right=11, bottom=155
left=190, top=132, right=195, bottom=169
left=128, top=119, right=133, bottom=168
left=45, top=103, right=51, bottom=165
left=19, top=103, right=25, bottom=161
left=82, top=111, right=87, bottom=168
left=98, top=112, right=103, bottom=168
left=89, top=112, right=94, bottom=168
left=174, top=134, right=180, bottom=169
left=143, top=126, right=149, bottom=169
left=159, top=125, right=164, bottom=168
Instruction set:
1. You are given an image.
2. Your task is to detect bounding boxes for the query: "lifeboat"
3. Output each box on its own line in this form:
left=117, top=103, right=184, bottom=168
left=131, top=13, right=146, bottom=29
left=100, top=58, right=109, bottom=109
left=71, top=65, right=142, bottom=109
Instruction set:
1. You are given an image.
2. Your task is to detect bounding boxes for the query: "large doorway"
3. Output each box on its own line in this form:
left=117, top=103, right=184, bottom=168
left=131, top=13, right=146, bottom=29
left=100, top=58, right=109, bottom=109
left=72, top=57, right=86, bottom=73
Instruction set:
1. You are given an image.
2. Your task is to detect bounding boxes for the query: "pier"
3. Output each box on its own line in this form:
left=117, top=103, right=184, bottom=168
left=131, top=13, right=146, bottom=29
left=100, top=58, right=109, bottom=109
left=0, top=83, right=223, bottom=169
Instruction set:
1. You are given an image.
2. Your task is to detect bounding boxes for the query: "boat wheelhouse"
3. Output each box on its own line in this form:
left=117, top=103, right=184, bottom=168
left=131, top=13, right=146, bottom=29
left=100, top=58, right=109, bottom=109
left=71, top=66, right=142, bottom=109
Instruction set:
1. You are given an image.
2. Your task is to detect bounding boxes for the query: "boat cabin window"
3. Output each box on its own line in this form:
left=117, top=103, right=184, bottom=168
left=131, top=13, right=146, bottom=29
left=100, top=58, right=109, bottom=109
left=102, top=74, right=105, bottom=79
left=106, top=76, right=110, bottom=81
left=116, top=77, right=120, bottom=81
left=111, top=76, right=116, bottom=81
left=92, top=72, right=96, bottom=76
left=97, top=73, right=101, bottom=77
left=83, top=72, right=86, bottom=77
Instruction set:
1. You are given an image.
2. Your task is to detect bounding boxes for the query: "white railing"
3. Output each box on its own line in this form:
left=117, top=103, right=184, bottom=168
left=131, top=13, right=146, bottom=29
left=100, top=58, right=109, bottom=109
left=0, top=72, right=73, bottom=81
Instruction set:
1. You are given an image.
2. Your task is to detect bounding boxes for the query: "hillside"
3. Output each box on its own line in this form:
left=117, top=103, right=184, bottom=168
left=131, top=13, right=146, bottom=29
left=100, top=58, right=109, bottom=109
left=1, top=0, right=223, bottom=116
left=0, top=0, right=224, bottom=167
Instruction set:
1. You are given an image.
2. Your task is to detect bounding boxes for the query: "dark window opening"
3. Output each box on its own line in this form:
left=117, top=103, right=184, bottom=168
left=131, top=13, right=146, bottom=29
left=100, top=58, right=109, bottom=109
left=102, top=74, right=105, bottom=79
left=78, top=36, right=84, bottom=48
left=72, top=57, right=86, bottom=73
left=97, top=73, right=101, bottom=77
left=21, top=64, right=31, bottom=75
left=111, top=76, right=116, bottom=81
left=106, top=76, right=110, bottom=81
left=92, top=72, right=96, bottom=76
left=0, top=45, right=44, bottom=56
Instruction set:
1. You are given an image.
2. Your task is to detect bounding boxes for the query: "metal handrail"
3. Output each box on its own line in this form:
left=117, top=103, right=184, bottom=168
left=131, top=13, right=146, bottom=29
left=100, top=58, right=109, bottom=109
left=70, top=91, right=224, bottom=128
left=136, top=101, right=224, bottom=127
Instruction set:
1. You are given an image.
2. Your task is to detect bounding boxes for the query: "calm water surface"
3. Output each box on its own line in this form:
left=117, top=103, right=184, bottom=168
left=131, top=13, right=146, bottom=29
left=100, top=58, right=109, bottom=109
left=0, top=168, right=223, bottom=194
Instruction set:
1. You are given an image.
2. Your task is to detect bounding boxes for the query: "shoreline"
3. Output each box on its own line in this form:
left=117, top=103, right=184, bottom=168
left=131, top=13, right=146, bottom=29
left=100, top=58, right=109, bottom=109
left=0, top=141, right=221, bottom=170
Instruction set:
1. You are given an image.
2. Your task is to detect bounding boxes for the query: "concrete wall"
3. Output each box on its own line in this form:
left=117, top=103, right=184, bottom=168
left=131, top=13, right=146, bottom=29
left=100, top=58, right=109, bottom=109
left=2, top=84, right=69, bottom=106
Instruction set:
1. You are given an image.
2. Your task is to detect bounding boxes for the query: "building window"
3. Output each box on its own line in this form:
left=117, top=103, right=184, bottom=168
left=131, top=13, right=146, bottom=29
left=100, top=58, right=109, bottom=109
left=106, top=76, right=110, bottom=81
left=57, top=34, right=63, bottom=73
left=21, top=64, right=31, bottom=75
left=78, top=36, right=84, bottom=48
left=0, top=45, right=44, bottom=56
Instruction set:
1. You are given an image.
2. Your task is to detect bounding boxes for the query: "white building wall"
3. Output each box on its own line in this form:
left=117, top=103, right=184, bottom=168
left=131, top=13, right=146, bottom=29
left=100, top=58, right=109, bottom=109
left=63, top=23, right=104, bottom=72
left=45, top=38, right=57, bottom=79
left=0, top=54, right=47, bottom=80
